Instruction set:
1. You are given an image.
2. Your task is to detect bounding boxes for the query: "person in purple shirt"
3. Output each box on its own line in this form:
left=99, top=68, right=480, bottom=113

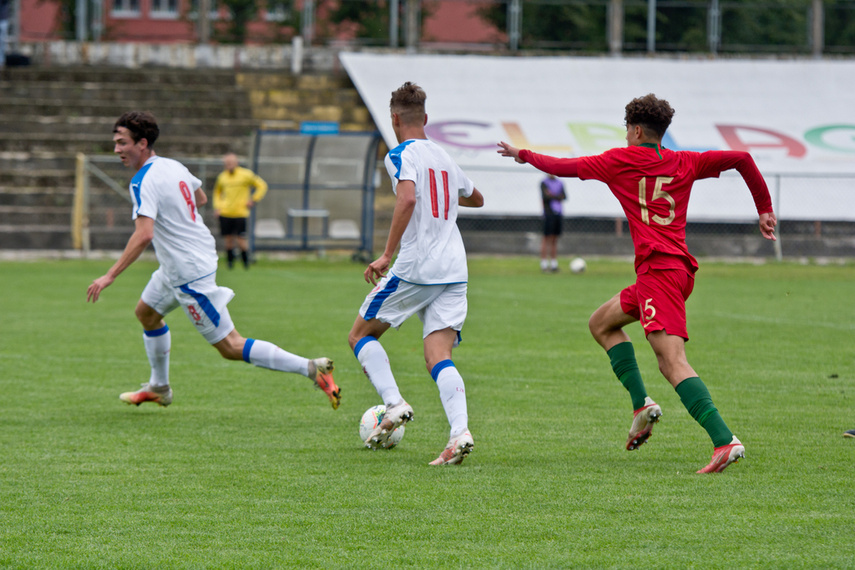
left=540, top=174, right=567, bottom=272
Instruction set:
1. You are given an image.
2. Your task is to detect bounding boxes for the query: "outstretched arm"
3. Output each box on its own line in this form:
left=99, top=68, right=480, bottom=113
left=497, top=141, right=526, bottom=164
left=86, top=216, right=154, bottom=303
left=497, top=142, right=581, bottom=177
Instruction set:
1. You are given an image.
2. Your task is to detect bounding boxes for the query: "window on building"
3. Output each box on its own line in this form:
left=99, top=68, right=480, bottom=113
left=111, top=0, right=141, bottom=17
left=189, top=0, right=222, bottom=21
left=151, top=0, right=179, bottom=18
left=266, top=0, right=292, bottom=22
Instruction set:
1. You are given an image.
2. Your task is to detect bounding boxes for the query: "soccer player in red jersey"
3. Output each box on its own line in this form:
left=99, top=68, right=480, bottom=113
left=498, top=94, right=777, bottom=473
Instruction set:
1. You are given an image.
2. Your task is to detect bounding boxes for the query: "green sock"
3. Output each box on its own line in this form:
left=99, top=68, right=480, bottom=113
left=607, top=342, right=647, bottom=410
left=675, top=376, right=733, bottom=447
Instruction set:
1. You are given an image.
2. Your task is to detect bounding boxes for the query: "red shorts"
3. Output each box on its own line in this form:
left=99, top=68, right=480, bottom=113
left=619, top=267, right=695, bottom=340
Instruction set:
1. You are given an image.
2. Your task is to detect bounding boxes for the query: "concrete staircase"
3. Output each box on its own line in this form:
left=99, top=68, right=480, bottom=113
left=236, top=72, right=373, bottom=130
left=0, top=66, right=377, bottom=250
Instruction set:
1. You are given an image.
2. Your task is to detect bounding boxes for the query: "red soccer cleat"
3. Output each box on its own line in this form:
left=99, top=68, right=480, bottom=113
left=697, top=436, right=745, bottom=474
left=312, top=358, right=341, bottom=410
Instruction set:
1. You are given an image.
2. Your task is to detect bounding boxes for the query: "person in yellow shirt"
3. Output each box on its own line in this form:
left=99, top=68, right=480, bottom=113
left=213, top=152, right=268, bottom=269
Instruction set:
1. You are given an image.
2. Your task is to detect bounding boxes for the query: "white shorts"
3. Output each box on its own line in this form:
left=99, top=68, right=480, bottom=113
left=141, top=268, right=236, bottom=344
left=359, top=274, right=468, bottom=339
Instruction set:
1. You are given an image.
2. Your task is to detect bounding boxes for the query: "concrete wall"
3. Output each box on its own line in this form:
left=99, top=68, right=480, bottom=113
left=18, top=40, right=340, bottom=72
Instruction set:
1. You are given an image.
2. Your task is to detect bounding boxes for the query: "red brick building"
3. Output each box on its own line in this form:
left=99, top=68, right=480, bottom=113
left=17, top=0, right=502, bottom=46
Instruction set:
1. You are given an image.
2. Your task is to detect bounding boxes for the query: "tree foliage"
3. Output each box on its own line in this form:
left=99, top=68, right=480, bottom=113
left=220, top=0, right=258, bottom=43
left=479, top=0, right=854, bottom=54
left=328, top=0, right=391, bottom=41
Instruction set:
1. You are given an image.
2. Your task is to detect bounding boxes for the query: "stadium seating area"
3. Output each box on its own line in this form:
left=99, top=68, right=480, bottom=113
left=0, top=66, right=375, bottom=249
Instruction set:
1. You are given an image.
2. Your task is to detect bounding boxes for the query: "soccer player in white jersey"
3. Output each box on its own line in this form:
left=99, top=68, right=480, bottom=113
left=86, top=111, right=341, bottom=410
left=347, top=82, right=485, bottom=465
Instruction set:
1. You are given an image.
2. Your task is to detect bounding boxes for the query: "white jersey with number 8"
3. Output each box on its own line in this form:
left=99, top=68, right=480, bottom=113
left=130, top=156, right=218, bottom=286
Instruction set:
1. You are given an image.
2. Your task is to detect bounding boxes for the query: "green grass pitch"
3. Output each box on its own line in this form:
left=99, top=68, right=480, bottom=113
left=1, top=256, right=853, bottom=568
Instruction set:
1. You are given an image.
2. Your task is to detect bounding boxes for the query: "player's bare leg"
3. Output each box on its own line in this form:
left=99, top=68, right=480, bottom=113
left=224, top=234, right=238, bottom=269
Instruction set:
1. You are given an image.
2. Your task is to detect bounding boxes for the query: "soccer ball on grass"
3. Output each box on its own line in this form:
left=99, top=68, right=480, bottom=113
left=569, top=257, right=587, bottom=274
left=359, top=404, right=406, bottom=448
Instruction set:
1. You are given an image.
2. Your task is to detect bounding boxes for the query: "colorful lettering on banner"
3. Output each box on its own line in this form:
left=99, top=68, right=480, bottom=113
left=661, top=131, right=717, bottom=152
left=425, top=119, right=853, bottom=160
left=502, top=122, right=573, bottom=155
left=714, top=125, right=806, bottom=158
left=566, top=123, right=625, bottom=154
left=803, top=124, right=855, bottom=153
left=425, top=121, right=496, bottom=150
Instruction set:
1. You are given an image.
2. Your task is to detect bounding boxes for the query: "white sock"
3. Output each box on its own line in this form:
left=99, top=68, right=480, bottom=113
left=540, top=259, right=549, bottom=270
left=354, top=336, right=402, bottom=407
left=550, top=258, right=558, bottom=270
left=244, top=339, right=310, bottom=377
left=432, top=361, right=468, bottom=438
left=143, top=326, right=171, bottom=387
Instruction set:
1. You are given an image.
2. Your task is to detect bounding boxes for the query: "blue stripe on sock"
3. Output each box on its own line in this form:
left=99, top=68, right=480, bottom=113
left=143, top=325, right=169, bottom=337
left=243, top=338, right=255, bottom=363
left=430, top=359, right=455, bottom=382
left=354, top=335, right=378, bottom=357
left=364, top=276, right=400, bottom=321
left=179, top=283, right=221, bottom=327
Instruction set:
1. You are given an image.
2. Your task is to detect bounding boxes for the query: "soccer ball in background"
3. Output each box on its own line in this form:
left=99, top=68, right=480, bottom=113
left=359, top=404, right=406, bottom=448
left=569, top=257, right=587, bottom=274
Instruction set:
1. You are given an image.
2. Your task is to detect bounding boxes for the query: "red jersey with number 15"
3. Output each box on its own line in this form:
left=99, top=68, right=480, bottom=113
left=521, top=145, right=773, bottom=274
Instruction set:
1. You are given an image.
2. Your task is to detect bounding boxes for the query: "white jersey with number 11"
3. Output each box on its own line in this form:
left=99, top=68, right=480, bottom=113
left=384, top=138, right=475, bottom=286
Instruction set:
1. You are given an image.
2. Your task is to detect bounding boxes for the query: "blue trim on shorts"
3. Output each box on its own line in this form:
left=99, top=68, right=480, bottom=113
left=430, top=359, right=455, bottom=382
left=177, top=269, right=217, bottom=288
left=364, top=276, right=401, bottom=320
left=143, top=325, right=169, bottom=337
left=179, top=283, right=221, bottom=327
left=353, top=335, right=378, bottom=357
left=243, top=338, right=255, bottom=363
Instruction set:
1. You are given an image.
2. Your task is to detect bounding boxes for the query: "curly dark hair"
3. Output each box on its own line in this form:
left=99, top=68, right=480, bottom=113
left=113, top=111, right=160, bottom=148
left=624, top=94, right=675, bottom=139
left=390, top=82, right=426, bottom=126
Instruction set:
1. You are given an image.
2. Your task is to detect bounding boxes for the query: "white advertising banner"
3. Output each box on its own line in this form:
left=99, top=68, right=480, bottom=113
left=340, top=52, right=855, bottom=221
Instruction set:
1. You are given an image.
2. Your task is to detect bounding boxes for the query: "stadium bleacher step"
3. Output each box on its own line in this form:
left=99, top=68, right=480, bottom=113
left=0, top=65, right=378, bottom=251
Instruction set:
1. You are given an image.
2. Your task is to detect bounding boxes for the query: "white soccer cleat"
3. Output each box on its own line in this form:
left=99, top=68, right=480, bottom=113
left=626, top=396, right=662, bottom=450
left=364, top=400, right=413, bottom=449
left=119, top=382, right=173, bottom=407
left=429, top=431, right=474, bottom=465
